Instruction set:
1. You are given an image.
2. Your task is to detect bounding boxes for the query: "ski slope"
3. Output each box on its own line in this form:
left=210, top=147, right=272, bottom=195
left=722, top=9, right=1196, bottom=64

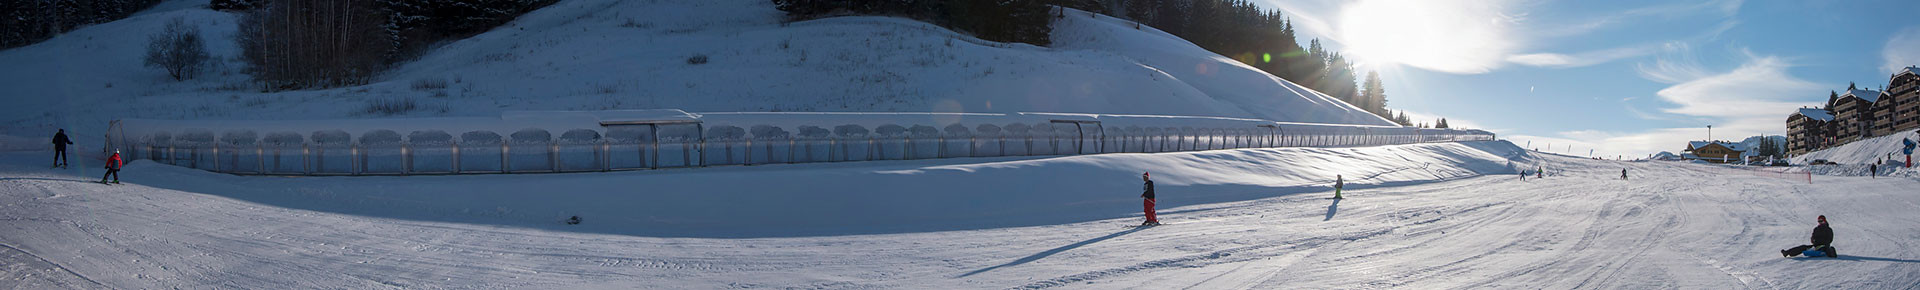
left=0, top=0, right=1391, bottom=147
left=4, top=141, right=1918, bottom=288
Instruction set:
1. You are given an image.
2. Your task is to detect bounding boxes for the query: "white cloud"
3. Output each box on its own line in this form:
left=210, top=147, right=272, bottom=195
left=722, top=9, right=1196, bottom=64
left=1518, top=47, right=1815, bottom=158
left=1634, top=42, right=1712, bottom=84
left=1885, top=26, right=1920, bottom=73
left=1507, top=45, right=1659, bottom=68
left=1528, top=0, right=1743, bottom=39
left=1651, top=53, right=1818, bottom=118
left=1257, top=0, right=1743, bottom=74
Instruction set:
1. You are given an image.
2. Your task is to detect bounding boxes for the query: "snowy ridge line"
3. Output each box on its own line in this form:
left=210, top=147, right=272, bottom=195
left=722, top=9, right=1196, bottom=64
left=101, top=109, right=1493, bottom=176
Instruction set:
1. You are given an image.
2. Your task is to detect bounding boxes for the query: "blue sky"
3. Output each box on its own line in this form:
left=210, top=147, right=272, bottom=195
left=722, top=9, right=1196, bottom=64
left=1254, top=0, right=1920, bottom=158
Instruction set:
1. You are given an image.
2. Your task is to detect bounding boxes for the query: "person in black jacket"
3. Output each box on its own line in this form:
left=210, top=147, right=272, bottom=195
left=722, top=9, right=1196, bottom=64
left=1782, top=215, right=1837, bottom=257
left=52, top=129, right=74, bottom=167
left=1140, top=172, right=1158, bottom=226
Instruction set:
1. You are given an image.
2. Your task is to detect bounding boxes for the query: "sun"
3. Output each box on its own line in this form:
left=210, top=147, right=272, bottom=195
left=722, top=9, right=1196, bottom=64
left=1336, top=0, right=1513, bottom=74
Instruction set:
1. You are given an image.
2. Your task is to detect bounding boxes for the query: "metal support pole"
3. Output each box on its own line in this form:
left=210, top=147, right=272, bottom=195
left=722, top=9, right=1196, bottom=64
left=402, top=143, right=411, bottom=175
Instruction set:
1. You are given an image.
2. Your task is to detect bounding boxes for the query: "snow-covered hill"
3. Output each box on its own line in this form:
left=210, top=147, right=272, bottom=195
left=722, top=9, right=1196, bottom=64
left=1790, top=130, right=1917, bottom=177
left=0, top=0, right=1391, bottom=150
left=1793, top=130, right=1917, bottom=166
left=6, top=140, right=1918, bottom=288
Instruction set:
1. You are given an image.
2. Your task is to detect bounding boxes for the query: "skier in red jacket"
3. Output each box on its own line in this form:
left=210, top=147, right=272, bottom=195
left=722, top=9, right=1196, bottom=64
left=102, top=150, right=123, bottom=184
left=1141, top=172, right=1158, bottom=226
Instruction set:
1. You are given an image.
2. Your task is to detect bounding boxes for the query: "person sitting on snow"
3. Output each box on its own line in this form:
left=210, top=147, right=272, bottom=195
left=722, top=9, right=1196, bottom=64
left=1782, top=215, right=1837, bottom=257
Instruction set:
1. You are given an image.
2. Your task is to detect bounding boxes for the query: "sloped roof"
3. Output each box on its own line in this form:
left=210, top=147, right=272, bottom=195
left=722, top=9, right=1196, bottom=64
left=1841, top=89, right=1883, bottom=103
left=1793, top=108, right=1834, bottom=121
left=1903, top=66, right=1920, bottom=77
left=1687, top=141, right=1747, bottom=152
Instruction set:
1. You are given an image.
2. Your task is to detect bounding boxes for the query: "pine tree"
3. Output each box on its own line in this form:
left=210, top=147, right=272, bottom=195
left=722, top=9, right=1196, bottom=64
left=1124, top=0, right=1158, bottom=24
left=1826, top=91, right=1839, bottom=111
left=1360, top=70, right=1386, bottom=117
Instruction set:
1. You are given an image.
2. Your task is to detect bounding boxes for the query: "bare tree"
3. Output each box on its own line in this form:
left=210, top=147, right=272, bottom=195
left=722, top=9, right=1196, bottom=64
left=145, top=17, right=211, bottom=81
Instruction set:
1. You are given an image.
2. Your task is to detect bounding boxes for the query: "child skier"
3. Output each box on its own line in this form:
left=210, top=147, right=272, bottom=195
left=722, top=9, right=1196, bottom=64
left=52, top=129, right=73, bottom=168
left=1140, top=172, right=1158, bottom=226
left=1781, top=215, right=1837, bottom=257
left=102, top=150, right=123, bottom=184
left=1333, top=175, right=1344, bottom=199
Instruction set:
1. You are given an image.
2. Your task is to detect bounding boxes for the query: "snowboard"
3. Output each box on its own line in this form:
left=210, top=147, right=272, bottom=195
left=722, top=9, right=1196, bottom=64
left=1802, top=247, right=1838, bottom=258
left=1785, top=246, right=1839, bottom=258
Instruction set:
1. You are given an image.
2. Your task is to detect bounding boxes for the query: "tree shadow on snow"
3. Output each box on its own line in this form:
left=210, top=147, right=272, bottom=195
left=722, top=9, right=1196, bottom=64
left=957, top=226, right=1148, bottom=277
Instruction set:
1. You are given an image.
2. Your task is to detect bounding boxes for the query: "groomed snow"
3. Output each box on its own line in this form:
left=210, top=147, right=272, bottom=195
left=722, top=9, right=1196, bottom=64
left=4, top=141, right=1917, bottom=288
left=0, top=0, right=1394, bottom=150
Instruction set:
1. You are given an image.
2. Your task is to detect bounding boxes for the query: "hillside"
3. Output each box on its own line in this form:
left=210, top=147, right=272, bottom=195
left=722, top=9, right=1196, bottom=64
left=0, top=0, right=1391, bottom=151
left=1790, top=130, right=1917, bottom=177
left=7, top=140, right=1919, bottom=288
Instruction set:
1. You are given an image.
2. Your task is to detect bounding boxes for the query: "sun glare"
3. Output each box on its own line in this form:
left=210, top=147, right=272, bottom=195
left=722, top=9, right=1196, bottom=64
left=1337, top=0, right=1513, bottom=74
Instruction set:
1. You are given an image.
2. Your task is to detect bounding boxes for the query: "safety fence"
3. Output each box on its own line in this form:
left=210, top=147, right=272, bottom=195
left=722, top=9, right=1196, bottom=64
left=104, top=110, right=1495, bottom=176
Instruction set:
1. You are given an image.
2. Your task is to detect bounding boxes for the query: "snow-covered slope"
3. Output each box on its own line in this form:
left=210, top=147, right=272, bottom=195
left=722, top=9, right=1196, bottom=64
left=0, top=0, right=1391, bottom=150
left=1790, top=130, right=1918, bottom=177
left=1792, top=130, right=1916, bottom=165
left=6, top=141, right=1918, bottom=288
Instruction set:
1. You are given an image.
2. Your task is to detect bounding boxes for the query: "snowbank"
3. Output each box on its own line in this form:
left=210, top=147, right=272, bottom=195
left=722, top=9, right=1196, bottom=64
left=92, top=140, right=1526, bottom=238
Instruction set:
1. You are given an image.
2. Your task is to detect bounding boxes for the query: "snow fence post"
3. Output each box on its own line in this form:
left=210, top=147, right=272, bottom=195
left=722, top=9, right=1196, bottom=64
left=1025, top=134, right=1033, bottom=156
left=256, top=144, right=265, bottom=175
left=301, top=143, right=309, bottom=174
left=602, top=139, right=612, bottom=171
left=501, top=142, right=510, bottom=173
left=550, top=140, right=559, bottom=173
left=402, top=142, right=411, bottom=175
left=698, top=123, right=709, bottom=167
left=212, top=142, right=220, bottom=172
left=351, top=143, right=360, bottom=175
left=649, top=125, right=660, bottom=169
left=787, top=138, right=796, bottom=164
left=968, top=136, right=976, bottom=157
left=452, top=142, right=461, bottom=174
